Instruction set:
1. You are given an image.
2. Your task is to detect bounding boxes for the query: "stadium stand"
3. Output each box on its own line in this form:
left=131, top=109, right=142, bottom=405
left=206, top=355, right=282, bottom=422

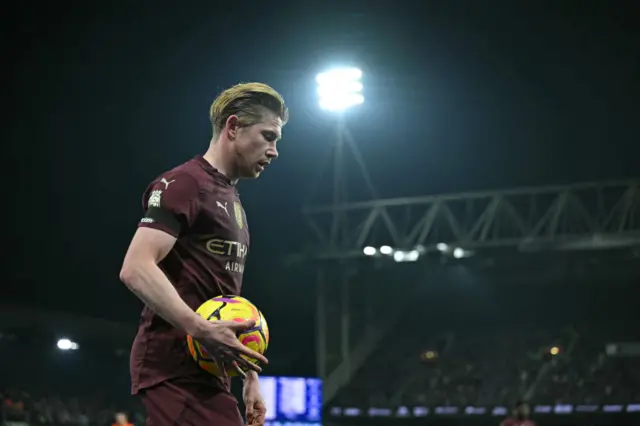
left=2, top=278, right=639, bottom=426
left=325, top=276, right=640, bottom=426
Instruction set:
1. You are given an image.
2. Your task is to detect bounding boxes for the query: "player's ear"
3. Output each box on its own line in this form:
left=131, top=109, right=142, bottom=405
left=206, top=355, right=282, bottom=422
left=226, top=115, right=240, bottom=141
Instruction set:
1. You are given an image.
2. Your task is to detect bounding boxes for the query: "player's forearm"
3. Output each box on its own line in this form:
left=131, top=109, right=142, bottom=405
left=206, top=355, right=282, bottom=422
left=120, top=262, right=207, bottom=336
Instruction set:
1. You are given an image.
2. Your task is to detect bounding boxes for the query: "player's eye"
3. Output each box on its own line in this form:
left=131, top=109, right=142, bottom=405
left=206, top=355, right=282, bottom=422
left=262, top=131, right=278, bottom=142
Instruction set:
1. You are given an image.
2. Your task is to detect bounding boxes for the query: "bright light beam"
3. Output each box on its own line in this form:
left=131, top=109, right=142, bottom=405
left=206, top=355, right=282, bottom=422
left=57, top=338, right=79, bottom=351
left=316, top=67, right=364, bottom=112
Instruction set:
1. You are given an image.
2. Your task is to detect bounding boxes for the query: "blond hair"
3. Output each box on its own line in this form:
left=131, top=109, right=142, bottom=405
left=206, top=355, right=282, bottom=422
left=209, top=82, right=288, bottom=138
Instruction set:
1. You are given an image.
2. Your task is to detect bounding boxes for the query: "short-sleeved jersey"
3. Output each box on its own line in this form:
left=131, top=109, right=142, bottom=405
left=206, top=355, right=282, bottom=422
left=129, top=155, right=250, bottom=394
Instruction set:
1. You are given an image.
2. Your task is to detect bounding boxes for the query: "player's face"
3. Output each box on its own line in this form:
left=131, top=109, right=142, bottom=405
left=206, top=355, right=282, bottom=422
left=233, top=113, right=282, bottom=179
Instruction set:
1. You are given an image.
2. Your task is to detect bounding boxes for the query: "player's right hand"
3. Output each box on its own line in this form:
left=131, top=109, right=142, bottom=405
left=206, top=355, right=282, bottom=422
left=196, top=319, right=268, bottom=373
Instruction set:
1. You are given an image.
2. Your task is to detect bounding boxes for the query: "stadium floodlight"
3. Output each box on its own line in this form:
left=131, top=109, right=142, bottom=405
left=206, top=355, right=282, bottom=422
left=406, top=250, right=420, bottom=262
left=393, top=249, right=420, bottom=263
left=452, top=247, right=474, bottom=259
left=363, top=246, right=376, bottom=256
left=436, top=242, right=449, bottom=252
left=57, top=338, right=79, bottom=351
left=316, top=67, right=364, bottom=112
left=379, top=245, right=393, bottom=255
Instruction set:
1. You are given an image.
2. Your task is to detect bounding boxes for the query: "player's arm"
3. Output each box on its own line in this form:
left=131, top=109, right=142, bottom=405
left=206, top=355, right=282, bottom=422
left=119, top=173, right=208, bottom=337
left=120, top=227, right=266, bottom=370
left=120, top=227, right=209, bottom=337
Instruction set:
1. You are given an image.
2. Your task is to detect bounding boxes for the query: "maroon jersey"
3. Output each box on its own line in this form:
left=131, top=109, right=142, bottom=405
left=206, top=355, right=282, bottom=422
left=501, top=418, right=535, bottom=426
left=129, top=155, right=250, bottom=394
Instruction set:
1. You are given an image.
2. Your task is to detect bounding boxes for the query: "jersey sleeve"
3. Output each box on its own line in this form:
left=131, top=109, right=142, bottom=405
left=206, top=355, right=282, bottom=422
left=138, top=171, right=201, bottom=237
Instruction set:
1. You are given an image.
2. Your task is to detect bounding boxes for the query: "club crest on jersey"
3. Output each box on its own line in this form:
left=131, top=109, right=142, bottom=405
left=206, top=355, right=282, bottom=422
left=233, top=201, right=244, bottom=229
left=148, top=190, right=162, bottom=208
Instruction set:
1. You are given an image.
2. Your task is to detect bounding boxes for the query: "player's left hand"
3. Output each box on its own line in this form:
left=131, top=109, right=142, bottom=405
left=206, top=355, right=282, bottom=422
left=243, top=372, right=266, bottom=426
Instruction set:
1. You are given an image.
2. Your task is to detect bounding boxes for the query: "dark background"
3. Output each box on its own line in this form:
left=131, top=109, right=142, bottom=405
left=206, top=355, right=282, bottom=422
left=2, top=1, right=639, bottom=374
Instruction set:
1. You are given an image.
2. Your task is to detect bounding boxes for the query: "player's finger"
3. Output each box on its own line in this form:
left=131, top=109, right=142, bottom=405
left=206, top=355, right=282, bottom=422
left=254, top=410, right=266, bottom=426
left=232, top=360, right=247, bottom=378
left=235, top=355, right=263, bottom=373
left=228, top=339, right=267, bottom=364
left=214, top=351, right=260, bottom=375
left=213, top=336, right=266, bottom=365
left=233, top=343, right=268, bottom=365
left=224, top=349, right=263, bottom=373
left=228, top=319, right=256, bottom=331
left=212, top=347, right=248, bottom=371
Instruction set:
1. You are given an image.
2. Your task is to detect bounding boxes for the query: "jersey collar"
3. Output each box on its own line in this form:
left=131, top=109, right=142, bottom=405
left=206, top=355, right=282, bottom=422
left=194, top=155, right=234, bottom=186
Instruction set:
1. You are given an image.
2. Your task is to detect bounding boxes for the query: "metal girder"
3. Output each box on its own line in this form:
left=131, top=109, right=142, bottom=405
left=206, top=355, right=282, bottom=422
left=291, top=180, right=640, bottom=262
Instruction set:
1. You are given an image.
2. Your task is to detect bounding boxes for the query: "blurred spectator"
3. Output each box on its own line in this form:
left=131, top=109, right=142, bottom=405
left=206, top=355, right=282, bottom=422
left=112, top=412, right=134, bottom=426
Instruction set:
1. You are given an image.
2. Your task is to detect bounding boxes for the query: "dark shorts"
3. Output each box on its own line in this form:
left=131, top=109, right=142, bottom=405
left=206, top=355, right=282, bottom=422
left=140, top=378, right=243, bottom=426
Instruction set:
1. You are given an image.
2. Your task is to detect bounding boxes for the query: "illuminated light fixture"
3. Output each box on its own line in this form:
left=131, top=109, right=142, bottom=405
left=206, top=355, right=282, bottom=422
left=405, top=250, right=420, bottom=262
left=363, top=246, right=376, bottom=256
left=452, top=247, right=474, bottom=259
left=57, top=338, right=79, bottom=351
left=316, top=67, right=364, bottom=112
left=379, top=245, right=393, bottom=255
left=393, top=249, right=420, bottom=263
left=436, top=243, right=449, bottom=252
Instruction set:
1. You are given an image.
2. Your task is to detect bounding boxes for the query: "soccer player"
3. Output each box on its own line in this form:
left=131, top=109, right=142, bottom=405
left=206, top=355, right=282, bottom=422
left=119, top=82, right=287, bottom=426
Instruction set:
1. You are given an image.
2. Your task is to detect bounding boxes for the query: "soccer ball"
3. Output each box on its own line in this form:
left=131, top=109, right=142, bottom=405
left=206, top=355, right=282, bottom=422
left=187, top=295, right=269, bottom=377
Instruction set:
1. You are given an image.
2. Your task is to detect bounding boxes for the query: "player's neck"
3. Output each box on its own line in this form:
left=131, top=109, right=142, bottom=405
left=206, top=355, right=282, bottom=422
left=203, top=144, right=239, bottom=185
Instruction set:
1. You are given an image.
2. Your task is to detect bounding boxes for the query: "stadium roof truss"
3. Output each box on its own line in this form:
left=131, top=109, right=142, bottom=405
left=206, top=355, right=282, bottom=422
left=290, top=118, right=640, bottom=406
left=291, top=180, right=640, bottom=262
left=299, top=179, right=640, bottom=405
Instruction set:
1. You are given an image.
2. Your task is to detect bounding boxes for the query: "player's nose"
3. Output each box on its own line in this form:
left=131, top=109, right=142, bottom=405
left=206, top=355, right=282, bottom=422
left=266, top=147, right=278, bottom=160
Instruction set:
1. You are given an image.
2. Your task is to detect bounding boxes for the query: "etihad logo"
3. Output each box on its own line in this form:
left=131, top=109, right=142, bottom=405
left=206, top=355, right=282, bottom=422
left=205, top=238, right=248, bottom=274
left=205, top=238, right=248, bottom=258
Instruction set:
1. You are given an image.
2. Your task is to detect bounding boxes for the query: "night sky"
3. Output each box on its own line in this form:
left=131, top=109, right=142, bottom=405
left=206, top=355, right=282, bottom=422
left=2, top=2, right=639, bottom=373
